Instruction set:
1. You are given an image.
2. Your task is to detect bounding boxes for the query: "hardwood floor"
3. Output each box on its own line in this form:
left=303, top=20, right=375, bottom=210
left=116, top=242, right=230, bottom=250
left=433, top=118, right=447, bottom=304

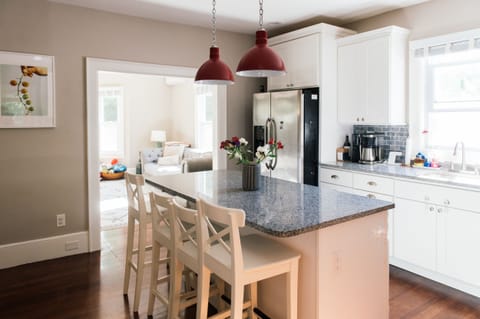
left=1, top=227, right=479, bottom=319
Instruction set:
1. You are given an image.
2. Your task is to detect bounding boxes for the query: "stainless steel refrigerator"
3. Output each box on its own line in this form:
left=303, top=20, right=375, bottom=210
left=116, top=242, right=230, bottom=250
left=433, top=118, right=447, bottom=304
left=253, top=88, right=319, bottom=185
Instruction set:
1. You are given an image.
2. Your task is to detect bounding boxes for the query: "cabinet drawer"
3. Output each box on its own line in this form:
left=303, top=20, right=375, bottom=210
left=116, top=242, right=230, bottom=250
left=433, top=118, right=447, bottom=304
left=395, top=179, right=480, bottom=213
left=320, top=168, right=353, bottom=187
left=353, top=173, right=394, bottom=195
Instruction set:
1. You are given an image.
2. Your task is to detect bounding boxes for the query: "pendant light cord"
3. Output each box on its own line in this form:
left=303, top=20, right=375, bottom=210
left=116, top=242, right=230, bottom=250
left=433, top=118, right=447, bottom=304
left=211, top=0, right=217, bottom=46
left=258, top=0, right=264, bottom=29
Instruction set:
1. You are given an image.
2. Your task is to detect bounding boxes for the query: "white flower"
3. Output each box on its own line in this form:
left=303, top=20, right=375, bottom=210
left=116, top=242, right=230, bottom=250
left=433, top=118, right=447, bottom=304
left=239, top=137, right=248, bottom=145
left=234, top=152, right=242, bottom=159
left=256, top=145, right=265, bottom=153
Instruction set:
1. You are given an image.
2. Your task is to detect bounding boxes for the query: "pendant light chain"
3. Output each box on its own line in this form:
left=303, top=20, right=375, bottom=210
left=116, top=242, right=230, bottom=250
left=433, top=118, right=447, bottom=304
left=258, top=0, right=264, bottom=29
left=211, top=0, right=217, bottom=46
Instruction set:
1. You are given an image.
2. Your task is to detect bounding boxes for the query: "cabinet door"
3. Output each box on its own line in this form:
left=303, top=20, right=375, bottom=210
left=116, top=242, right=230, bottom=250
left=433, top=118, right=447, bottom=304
left=268, top=34, right=320, bottom=91
left=365, top=37, right=390, bottom=124
left=352, top=189, right=394, bottom=257
left=337, top=42, right=367, bottom=124
left=394, top=198, right=437, bottom=271
left=438, top=207, right=480, bottom=286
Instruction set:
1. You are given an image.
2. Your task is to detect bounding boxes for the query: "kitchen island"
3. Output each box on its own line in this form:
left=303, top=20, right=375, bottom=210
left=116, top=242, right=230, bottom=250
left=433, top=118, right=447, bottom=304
left=146, top=170, right=394, bottom=319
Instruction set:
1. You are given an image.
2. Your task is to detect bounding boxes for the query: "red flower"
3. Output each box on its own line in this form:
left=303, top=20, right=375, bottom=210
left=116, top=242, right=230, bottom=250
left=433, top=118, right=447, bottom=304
left=277, top=141, right=284, bottom=149
left=231, top=136, right=240, bottom=143
left=268, top=138, right=274, bottom=145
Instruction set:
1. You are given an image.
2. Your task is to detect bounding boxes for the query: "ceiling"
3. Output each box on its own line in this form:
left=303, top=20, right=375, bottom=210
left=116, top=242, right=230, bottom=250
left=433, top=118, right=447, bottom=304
left=50, top=0, right=429, bottom=34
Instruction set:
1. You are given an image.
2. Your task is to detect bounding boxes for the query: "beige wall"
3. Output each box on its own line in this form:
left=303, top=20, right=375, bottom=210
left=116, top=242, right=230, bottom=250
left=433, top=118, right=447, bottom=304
left=344, top=0, right=480, bottom=39
left=170, top=82, right=196, bottom=145
left=0, top=0, right=261, bottom=244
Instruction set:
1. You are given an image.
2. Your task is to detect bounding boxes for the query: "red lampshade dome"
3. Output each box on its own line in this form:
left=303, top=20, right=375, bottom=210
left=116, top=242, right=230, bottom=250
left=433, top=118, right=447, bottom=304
left=195, top=46, right=234, bottom=85
left=236, top=30, right=286, bottom=77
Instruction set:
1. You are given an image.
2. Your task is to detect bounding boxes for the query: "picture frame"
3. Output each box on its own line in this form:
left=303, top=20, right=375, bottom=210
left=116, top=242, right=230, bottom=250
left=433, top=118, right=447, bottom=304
left=0, top=51, right=55, bottom=128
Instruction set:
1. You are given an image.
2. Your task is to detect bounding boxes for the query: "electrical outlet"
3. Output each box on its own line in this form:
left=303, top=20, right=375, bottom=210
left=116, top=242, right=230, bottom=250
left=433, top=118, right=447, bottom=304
left=56, top=213, right=66, bottom=227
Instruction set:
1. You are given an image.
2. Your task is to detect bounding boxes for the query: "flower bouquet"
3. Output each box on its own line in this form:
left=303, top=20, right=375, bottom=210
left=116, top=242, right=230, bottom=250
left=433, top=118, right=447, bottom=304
left=220, top=136, right=283, bottom=191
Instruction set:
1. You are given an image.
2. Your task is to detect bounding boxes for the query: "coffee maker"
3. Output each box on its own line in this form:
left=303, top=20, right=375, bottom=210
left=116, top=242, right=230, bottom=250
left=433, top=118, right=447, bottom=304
left=358, top=133, right=384, bottom=164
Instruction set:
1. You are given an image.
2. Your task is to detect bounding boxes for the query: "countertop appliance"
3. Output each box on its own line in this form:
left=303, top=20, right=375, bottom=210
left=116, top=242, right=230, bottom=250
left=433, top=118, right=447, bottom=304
left=253, top=88, right=319, bottom=186
left=359, top=132, right=385, bottom=164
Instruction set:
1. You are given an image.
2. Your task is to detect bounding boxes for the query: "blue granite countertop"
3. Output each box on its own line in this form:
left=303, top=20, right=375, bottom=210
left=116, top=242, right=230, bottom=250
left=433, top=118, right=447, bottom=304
left=321, top=162, right=480, bottom=190
left=146, top=170, right=394, bottom=237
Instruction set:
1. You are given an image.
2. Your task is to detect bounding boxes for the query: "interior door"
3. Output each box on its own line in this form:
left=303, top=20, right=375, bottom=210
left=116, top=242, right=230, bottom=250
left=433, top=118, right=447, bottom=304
left=270, top=90, right=301, bottom=183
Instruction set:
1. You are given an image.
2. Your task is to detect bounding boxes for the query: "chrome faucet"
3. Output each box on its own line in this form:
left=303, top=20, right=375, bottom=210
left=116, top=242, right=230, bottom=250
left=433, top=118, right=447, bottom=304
left=452, top=141, right=466, bottom=171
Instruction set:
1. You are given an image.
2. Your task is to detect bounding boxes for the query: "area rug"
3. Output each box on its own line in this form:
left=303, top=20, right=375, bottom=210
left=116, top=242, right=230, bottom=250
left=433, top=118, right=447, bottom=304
left=100, top=178, right=157, bottom=230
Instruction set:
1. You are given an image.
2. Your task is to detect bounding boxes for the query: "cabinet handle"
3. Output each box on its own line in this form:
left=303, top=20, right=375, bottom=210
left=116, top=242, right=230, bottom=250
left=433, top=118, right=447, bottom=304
left=367, top=194, right=376, bottom=199
left=437, top=207, right=443, bottom=213
left=429, top=206, right=435, bottom=212
left=330, top=175, right=339, bottom=179
left=361, top=117, right=365, bottom=122
left=356, top=117, right=360, bottom=122
left=367, top=181, right=377, bottom=186
left=444, top=199, right=450, bottom=205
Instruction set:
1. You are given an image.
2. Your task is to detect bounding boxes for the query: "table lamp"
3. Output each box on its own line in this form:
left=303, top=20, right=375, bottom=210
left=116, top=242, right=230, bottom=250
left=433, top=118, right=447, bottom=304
left=150, top=130, right=166, bottom=148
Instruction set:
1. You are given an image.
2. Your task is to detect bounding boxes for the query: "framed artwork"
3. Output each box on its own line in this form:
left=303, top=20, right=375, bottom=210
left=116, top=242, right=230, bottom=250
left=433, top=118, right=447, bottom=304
left=0, top=51, right=55, bottom=128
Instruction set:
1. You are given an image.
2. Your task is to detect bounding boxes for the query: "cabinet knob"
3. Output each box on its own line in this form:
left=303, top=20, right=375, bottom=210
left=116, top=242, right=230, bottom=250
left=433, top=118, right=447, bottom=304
left=429, top=206, right=435, bottom=212
left=331, top=175, right=339, bottom=179
left=437, top=207, right=443, bottom=213
left=361, top=117, right=365, bottom=122
left=367, top=181, right=377, bottom=186
left=356, top=117, right=360, bottom=122
left=367, top=194, right=376, bottom=199
left=444, top=199, right=450, bottom=205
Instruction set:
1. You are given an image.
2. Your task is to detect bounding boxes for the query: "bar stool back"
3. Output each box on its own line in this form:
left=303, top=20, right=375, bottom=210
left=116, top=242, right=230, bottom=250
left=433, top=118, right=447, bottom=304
left=123, top=172, right=152, bottom=313
left=196, top=198, right=301, bottom=319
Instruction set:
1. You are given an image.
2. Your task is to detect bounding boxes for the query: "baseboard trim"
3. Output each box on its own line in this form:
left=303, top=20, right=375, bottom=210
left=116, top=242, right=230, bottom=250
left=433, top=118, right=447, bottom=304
left=0, top=231, right=89, bottom=269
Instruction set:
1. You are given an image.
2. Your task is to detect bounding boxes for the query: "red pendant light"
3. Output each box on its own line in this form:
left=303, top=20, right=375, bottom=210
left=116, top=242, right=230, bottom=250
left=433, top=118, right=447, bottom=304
left=195, top=0, right=234, bottom=85
left=236, top=0, right=286, bottom=77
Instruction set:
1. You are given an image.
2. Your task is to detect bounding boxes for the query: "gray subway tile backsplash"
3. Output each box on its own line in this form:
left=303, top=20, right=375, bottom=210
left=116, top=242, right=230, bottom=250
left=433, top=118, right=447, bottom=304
left=353, top=124, right=409, bottom=162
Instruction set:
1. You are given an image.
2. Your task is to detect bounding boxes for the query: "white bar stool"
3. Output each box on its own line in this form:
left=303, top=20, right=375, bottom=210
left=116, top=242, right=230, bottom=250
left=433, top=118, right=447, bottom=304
left=196, top=198, right=301, bottom=319
left=169, top=198, right=224, bottom=319
left=123, top=172, right=152, bottom=313
left=147, top=191, right=175, bottom=316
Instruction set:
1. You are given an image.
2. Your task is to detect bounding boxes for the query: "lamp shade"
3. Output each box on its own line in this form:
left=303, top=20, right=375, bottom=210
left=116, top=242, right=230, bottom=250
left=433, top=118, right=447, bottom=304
left=150, top=130, right=166, bottom=142
left=195, top=46, right=234, bottom=85
left=236, top=30, right=286, bottom=77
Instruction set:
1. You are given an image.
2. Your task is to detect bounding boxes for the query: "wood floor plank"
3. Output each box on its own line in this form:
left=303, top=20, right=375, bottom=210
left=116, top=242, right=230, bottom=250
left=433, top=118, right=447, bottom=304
left=1, top=227, right=480, bottom=318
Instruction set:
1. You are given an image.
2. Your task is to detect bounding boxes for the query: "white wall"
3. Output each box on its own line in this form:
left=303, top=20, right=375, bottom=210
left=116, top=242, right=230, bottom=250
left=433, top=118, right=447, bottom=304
left=170, top=81, right=196, bottom=146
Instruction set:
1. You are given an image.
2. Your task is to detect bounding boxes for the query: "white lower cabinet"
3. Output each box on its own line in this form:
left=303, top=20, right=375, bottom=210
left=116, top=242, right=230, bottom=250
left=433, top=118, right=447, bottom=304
left=394, top=179, right=480, bottom=296
left=320, top=166, right=480, bottom=296
left=438, top=206, right=480, bottom=286
left=393, top=198, right=437, bottom=271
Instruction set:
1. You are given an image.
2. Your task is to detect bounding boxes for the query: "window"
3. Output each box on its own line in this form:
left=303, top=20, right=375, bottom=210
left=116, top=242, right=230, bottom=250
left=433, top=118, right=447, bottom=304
left=425, top=51, right=480, bottom=150
left=99, top=87, right=124, bottom=158
left=195, top=85, right=216, bottom=151
left=411, top=29, right=480, bottom=163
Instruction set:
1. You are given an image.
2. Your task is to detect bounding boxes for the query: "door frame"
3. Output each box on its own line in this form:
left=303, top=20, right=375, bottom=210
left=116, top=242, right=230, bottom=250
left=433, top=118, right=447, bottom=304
left=86, top=58, right=227, bottom=251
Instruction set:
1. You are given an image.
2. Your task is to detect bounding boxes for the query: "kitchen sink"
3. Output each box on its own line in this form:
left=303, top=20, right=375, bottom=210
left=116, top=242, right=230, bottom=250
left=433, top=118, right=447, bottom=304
left=418, top=171, right=480, bottom=186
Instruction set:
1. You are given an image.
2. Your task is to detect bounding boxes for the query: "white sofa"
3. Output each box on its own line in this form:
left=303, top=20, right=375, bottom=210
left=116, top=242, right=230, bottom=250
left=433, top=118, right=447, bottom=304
left=142, top=143, right=212, bottom=176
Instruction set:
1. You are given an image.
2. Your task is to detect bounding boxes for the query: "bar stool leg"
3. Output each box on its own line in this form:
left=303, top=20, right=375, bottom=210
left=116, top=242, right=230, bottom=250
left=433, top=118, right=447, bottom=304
left=147, top=240, right=161, bottom=316
left=287, top=261, right=299, bottom=319
left=170, top=260, right=184, bottom=319
left=231, top=282, right=245, bottom=319
left=133, top=222, right=147, bottom=312
left=123, top=216, right=135, bottom=295
left=196, top=267, right=211, bottom=319
left=246, top=282, right=257, bottom=318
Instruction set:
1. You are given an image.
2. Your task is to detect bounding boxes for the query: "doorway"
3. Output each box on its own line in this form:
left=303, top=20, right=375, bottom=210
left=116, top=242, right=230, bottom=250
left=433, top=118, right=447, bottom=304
left=86, top=58, right=227, bottom=251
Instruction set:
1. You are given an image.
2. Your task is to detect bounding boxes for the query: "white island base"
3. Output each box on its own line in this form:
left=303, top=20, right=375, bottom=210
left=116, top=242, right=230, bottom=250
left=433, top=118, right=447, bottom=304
left=252, top=211, right=389, bottom=319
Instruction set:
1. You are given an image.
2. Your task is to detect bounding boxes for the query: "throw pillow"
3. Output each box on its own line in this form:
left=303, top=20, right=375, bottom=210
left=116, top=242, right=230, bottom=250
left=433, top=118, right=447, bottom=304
left=142, top=148, right=163, bottom=163
left=157, top=155, right=180, bottom=166
left=163, top=144, right=185, bottom=162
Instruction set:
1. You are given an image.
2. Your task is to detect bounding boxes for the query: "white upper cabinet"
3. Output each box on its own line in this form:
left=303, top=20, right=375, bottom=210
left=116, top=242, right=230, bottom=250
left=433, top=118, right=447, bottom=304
left=267, top=24, right=355, bottom=92
left=337, top=26, right=409, bottom=125
left=268, top=34, right=320, bottom=90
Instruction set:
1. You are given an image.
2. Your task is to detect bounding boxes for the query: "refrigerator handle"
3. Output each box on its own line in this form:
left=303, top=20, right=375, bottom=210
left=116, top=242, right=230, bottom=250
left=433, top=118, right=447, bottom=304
left=271, top=118, right=278, bottom=170
left=265, top=118, right=272, bottom=170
